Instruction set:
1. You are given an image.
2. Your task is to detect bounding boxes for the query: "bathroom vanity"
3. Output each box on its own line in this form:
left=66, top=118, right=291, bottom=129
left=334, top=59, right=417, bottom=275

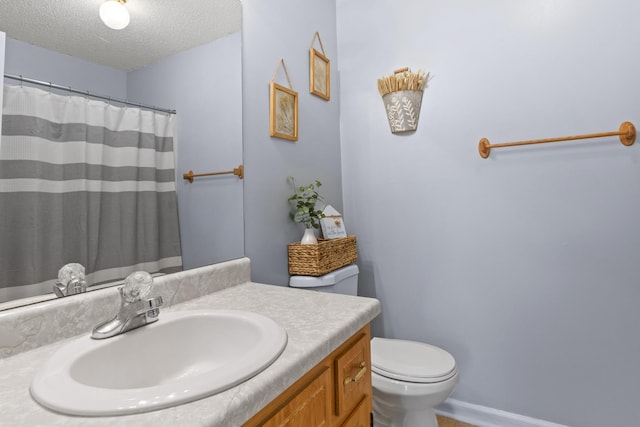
left=244, top=324, right=372, bottom=427
left=0, top=258, right=380, bottom=426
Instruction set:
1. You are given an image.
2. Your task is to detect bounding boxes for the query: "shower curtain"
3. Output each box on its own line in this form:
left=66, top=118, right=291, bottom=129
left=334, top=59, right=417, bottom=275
left=0, top=84, right=182, bottom=303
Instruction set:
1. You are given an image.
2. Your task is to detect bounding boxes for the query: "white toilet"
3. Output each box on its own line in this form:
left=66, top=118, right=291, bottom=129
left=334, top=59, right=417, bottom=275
left=289, top=265, right=459, bottom=427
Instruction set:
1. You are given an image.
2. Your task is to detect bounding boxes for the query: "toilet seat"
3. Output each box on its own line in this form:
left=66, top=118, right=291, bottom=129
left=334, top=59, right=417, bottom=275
left=371, top=338, right=457, bottom=383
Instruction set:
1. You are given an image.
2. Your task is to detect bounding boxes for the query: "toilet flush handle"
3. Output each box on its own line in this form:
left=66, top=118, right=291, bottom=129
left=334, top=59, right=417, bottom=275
left=343, top=361, right=367, bottom=385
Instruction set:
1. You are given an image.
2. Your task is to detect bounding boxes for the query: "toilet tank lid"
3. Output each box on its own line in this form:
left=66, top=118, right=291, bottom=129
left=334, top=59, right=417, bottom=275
left=289, top=264, right=359, bottom=288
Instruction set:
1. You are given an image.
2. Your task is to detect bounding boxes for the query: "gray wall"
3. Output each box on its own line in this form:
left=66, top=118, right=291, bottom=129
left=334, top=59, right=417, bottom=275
left=4, top=38, right=126, bottom=98
left=242, top=0, right=343, bottom=286
left=127, top=33, right=244, bottom=269
left=337, top=0, right=640, bottom=426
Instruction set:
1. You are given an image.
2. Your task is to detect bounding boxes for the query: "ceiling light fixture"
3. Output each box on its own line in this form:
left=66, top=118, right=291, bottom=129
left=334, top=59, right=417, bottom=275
left=99, top=0, right=130, bottom=30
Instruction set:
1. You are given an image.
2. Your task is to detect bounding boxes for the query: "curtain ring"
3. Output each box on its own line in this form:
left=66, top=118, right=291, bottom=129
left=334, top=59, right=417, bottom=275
left=49, top=82, right=53, bottom=93
left=19, top=75, right=23, bottom=87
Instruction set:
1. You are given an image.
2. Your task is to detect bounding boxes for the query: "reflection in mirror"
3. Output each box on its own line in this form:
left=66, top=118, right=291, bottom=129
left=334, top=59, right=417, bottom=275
left=0, top=0, right=244, bottom=310
left=1, top=83, right=183, bottom=304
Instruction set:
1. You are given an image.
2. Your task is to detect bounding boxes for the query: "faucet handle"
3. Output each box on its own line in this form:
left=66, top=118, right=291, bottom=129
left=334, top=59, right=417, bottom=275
left=58, top=263, right=85, bottom=285
left=54, top=263, right=87, bottom=297
left=122, top=271, right=153, bottom=303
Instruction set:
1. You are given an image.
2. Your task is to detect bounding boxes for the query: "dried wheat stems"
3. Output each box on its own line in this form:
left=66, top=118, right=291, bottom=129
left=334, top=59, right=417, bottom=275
left=377, top=68, right=429, bottom=97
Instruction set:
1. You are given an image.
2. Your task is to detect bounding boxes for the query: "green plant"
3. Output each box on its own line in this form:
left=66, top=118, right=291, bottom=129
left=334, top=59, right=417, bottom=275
left=287, top=176, right=325, bottom=229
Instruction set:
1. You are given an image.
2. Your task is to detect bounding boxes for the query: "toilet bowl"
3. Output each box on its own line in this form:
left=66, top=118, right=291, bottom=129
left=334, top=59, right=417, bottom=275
left=289, top=264, right=458, bottom=427
left=370, top=337, right=458, bottom=427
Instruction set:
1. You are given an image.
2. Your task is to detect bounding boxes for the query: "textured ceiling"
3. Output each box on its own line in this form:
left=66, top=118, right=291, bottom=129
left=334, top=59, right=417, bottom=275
left=0, top=0, right=241, bottom=71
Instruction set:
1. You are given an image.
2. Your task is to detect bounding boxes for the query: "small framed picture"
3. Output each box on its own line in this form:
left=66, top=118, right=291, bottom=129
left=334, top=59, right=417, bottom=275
left=270, top=82, right=298, bottom=141
left=310, top=48, right=330, bottom=101
left=320, top=205, right=347, bottom=239
left=321, top=215, right=347, bottom=239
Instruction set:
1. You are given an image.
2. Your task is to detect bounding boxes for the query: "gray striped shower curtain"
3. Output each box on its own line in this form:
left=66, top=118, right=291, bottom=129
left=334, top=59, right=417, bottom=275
left=0, top=84, right=182, bottom=303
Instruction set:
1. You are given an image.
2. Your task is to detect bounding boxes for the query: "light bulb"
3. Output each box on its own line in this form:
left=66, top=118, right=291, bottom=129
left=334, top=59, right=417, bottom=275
left=99, top=0, right=130, bottom=30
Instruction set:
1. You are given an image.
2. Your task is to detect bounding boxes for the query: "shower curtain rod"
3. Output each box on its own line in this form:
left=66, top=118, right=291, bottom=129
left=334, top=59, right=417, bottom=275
left=3, top=73, right=176, bottom=115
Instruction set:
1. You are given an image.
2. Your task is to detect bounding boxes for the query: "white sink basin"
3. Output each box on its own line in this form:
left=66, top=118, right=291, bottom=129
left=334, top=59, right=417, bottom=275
left=30, top=309, right=287, bottom=416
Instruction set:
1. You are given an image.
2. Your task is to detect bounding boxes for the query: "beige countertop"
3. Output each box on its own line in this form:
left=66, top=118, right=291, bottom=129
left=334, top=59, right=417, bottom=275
left=0, top=272, right=381, bottom=426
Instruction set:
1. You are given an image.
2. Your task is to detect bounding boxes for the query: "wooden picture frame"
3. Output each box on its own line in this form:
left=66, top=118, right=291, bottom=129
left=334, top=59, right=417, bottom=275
left=310, top=48, right=330, bottom=100
left=270, top=81, right=298, bottom=141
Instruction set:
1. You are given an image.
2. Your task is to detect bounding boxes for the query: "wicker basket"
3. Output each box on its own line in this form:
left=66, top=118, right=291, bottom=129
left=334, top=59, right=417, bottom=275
left=288, top=235, right=357, bottom=276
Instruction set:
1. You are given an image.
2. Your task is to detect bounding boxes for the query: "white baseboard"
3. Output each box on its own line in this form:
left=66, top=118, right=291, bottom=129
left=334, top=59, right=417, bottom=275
left=436, top=398, right=570, bottom=427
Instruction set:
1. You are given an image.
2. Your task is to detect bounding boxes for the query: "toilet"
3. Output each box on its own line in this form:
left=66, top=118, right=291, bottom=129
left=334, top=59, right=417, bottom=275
left=289, top=264, right=459, bottom=427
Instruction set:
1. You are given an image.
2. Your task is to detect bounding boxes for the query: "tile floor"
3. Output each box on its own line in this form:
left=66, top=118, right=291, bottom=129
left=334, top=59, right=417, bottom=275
left=436, top=415, right=477, bottom=427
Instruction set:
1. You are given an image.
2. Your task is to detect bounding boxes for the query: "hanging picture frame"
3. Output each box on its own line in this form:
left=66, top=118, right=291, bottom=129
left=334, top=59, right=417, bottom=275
left=270, top=59, right=298, bottom=141
left=309, top=32, right=330, bottom=100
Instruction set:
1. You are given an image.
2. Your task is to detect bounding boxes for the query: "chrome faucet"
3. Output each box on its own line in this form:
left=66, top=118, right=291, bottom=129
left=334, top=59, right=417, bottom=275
left=53, top=263, right=87, bottom=297
left=91, top=271, right=163, bottom=340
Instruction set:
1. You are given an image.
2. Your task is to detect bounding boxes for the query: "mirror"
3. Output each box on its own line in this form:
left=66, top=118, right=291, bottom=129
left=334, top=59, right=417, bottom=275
left=0, top=0, right=244, bottom=310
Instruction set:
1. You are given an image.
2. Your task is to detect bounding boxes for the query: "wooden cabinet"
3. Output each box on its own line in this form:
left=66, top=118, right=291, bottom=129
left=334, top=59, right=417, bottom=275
left=261, top=367, right=332, bottom=427
left=340, top=399, right=371, bottom=427
left=335, top=332, right=370, bottom=420
left=244, top=324, right=372, bottom=427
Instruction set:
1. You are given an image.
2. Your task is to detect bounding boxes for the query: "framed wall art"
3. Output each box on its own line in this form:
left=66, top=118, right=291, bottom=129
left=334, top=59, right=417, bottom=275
left=309, top=32, right=330, bottom=101
left=320, top=205, right=347, bottom=239
left=270, top=59, right=298, bottom=141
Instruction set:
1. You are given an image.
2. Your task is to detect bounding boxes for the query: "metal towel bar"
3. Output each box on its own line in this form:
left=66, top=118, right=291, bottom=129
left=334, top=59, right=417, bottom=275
left=478, top=122, right=636, bottom=158
left=183, top=165, right=244, bottom=182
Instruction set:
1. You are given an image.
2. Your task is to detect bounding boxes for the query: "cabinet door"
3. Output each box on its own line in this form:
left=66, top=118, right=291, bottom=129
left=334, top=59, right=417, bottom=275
left=334, top=333, right=371, bottom=417
left=340, top=398, right=370, bottom=427
left=262, top=366, right=332, bottom=427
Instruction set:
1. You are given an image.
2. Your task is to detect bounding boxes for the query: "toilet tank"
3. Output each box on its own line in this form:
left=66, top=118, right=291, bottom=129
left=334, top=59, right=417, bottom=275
left=289, top=264, right=359, bottom=296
